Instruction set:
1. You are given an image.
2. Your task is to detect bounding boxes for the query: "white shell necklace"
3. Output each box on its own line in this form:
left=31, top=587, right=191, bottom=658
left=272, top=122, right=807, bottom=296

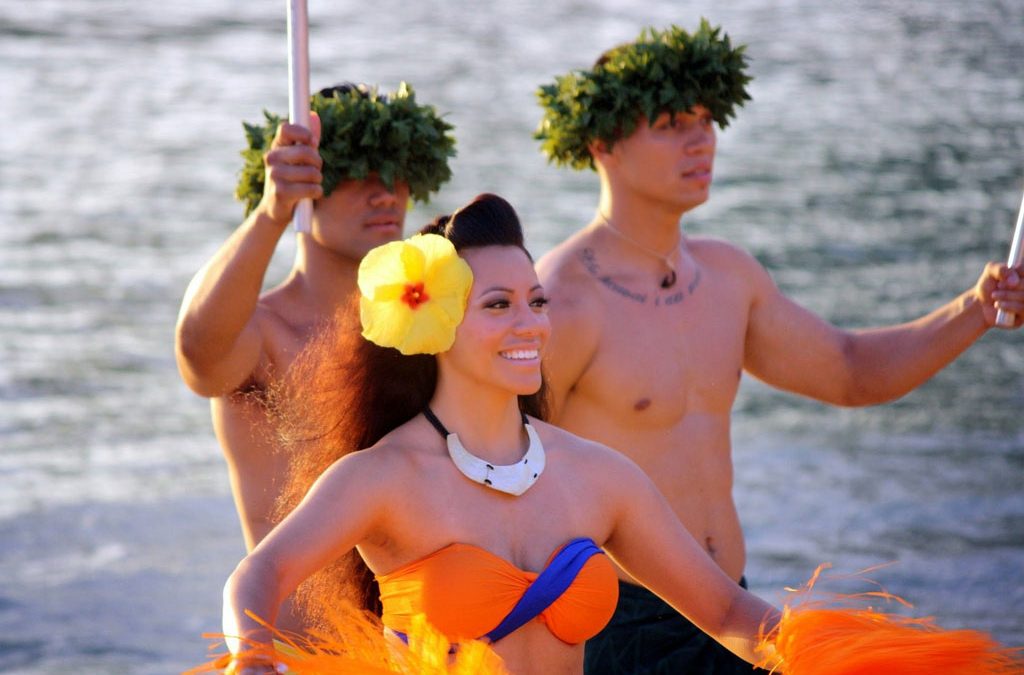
left=423, top=407, right=545, bottom=497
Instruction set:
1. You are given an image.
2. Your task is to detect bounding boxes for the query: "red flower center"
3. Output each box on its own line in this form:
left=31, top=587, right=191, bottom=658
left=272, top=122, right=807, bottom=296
left=401, top=281, right=429, bottom=309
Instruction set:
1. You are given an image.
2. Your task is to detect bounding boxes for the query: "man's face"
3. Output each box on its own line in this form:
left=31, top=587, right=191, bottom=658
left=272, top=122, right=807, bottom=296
left=604, top=105, right=716, bottom=212
left=311, top=174, right=410, bottom=260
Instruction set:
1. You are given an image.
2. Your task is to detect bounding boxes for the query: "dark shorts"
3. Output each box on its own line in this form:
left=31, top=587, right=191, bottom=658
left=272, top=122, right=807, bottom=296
left=584, top=579, right=771, bottom=675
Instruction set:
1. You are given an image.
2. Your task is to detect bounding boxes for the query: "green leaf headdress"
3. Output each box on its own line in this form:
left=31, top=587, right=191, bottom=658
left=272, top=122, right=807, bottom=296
left=236, top=82, right=456, bottom=214
left=534, top=20, right=752, bottom=171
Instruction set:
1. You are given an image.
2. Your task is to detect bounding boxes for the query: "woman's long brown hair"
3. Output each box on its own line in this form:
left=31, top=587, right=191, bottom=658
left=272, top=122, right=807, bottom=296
left=270, top=194, right=550, bottom=631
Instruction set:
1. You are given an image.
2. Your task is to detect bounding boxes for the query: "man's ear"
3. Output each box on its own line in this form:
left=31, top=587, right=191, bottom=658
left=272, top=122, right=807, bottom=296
left=588, top=139, right=613, bottom=166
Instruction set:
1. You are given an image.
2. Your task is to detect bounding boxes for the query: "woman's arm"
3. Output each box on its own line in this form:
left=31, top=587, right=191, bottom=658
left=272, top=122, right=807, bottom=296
left=598, top=449, right=781, bottom=668
left=221, top=448, right=389, bottom=662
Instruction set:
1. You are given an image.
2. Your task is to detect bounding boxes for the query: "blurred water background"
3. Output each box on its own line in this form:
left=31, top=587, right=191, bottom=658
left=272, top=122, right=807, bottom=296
left=2, top=1, right=1022, bottom=672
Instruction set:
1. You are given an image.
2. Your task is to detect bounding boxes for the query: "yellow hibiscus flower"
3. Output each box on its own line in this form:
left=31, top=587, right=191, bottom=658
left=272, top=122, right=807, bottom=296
left=358, top=233, right=474, bottom=355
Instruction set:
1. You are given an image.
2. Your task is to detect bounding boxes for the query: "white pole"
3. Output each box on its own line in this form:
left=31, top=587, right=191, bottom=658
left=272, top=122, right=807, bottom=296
left=994, top=188, right=1024, bottom=328
left=287, top=0, right=312, bottom=234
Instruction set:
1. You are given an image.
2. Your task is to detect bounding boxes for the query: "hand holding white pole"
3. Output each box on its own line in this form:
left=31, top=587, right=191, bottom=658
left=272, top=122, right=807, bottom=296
left=287, top=0, right=312, bottom=234
left=994, top=188, right=1024, bottom=328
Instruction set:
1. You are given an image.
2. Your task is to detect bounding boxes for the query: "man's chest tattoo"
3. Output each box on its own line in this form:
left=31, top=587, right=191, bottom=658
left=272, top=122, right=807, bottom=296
left=580, top=247, right=701, bottom=307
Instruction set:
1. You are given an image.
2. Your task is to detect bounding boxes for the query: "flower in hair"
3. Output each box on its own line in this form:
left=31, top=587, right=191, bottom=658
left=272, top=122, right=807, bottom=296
left=358, top=234, right=473, bottom=355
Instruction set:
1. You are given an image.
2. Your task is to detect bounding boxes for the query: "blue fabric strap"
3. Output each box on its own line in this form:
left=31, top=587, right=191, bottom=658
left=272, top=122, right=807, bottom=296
left=387, top=628, right=458, bottom=655
left=387, top=537, right=603, bottom=648
left=483, top=537, right=602, bottom=643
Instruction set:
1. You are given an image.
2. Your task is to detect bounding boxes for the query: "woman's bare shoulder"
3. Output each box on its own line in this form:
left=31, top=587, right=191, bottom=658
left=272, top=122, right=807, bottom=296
left=322, top=417, right=432, bottom=485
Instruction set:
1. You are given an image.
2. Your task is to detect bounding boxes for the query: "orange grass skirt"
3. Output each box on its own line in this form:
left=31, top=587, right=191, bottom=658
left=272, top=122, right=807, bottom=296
left=189, top=566, right=1021, bottom=674
left=755, top=565, right=1023, bottom=674
left=186, top=604, right=507, bottom=675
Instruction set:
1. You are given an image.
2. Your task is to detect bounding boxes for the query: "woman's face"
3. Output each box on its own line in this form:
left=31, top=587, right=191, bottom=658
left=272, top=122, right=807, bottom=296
left=440, top=245, right=550, bottom=395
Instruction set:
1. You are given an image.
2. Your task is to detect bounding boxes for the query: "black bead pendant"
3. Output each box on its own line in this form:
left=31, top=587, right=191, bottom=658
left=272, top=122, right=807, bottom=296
left=661, top=269, right=678, bottom=288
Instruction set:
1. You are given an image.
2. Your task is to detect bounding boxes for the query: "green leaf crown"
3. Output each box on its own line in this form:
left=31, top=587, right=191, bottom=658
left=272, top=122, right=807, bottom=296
left=236, top=82, right=456, bottom=214
left=534, top=20, right=752, bottom=171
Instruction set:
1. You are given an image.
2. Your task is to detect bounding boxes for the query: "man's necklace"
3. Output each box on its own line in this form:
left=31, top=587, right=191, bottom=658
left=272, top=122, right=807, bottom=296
left=596, top=212, right=679, bottom=288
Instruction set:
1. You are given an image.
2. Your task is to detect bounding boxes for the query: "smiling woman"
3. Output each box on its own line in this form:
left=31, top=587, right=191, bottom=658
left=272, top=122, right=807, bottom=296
left=203, top=193, right=1019, bottom=675
left=267, top=193, right=555, bottom=628
left=209, top=193, right=781, bottom=674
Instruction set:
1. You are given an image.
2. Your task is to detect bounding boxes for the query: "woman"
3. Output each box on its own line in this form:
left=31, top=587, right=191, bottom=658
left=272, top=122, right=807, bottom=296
left=218, top=194, right=1019, bottom=675
left=222, top=193, right=780, bottom=674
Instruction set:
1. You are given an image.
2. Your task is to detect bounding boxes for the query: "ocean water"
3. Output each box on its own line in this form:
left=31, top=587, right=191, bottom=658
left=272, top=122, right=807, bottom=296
left=1, top=1, right=1022, bottom=672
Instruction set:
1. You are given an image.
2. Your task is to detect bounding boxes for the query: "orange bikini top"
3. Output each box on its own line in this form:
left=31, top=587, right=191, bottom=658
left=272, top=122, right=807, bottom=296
left=377, top=537, right=619, bottom=645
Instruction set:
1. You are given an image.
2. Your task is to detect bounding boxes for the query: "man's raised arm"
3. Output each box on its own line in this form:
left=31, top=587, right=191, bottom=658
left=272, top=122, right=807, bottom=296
left=744, top=257, right=1023, bottom=407
left=175, top=120, right=322, bottom=397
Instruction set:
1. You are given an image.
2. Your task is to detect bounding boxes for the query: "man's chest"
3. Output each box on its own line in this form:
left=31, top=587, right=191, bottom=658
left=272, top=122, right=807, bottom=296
left=571, top=283, right=749, bottom=419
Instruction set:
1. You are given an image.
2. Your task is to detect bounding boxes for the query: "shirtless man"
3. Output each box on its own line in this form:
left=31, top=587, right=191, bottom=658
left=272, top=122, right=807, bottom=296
left=175, top=83, right=455, bottom=556
left=533, top=23, right=1024, bottom=674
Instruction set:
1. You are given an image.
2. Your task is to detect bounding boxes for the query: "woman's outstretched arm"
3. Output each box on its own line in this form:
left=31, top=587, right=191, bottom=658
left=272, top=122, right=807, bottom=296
left=221, top=448, right=389, bottom=662
left=598, top=447, right=782, bottom=669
